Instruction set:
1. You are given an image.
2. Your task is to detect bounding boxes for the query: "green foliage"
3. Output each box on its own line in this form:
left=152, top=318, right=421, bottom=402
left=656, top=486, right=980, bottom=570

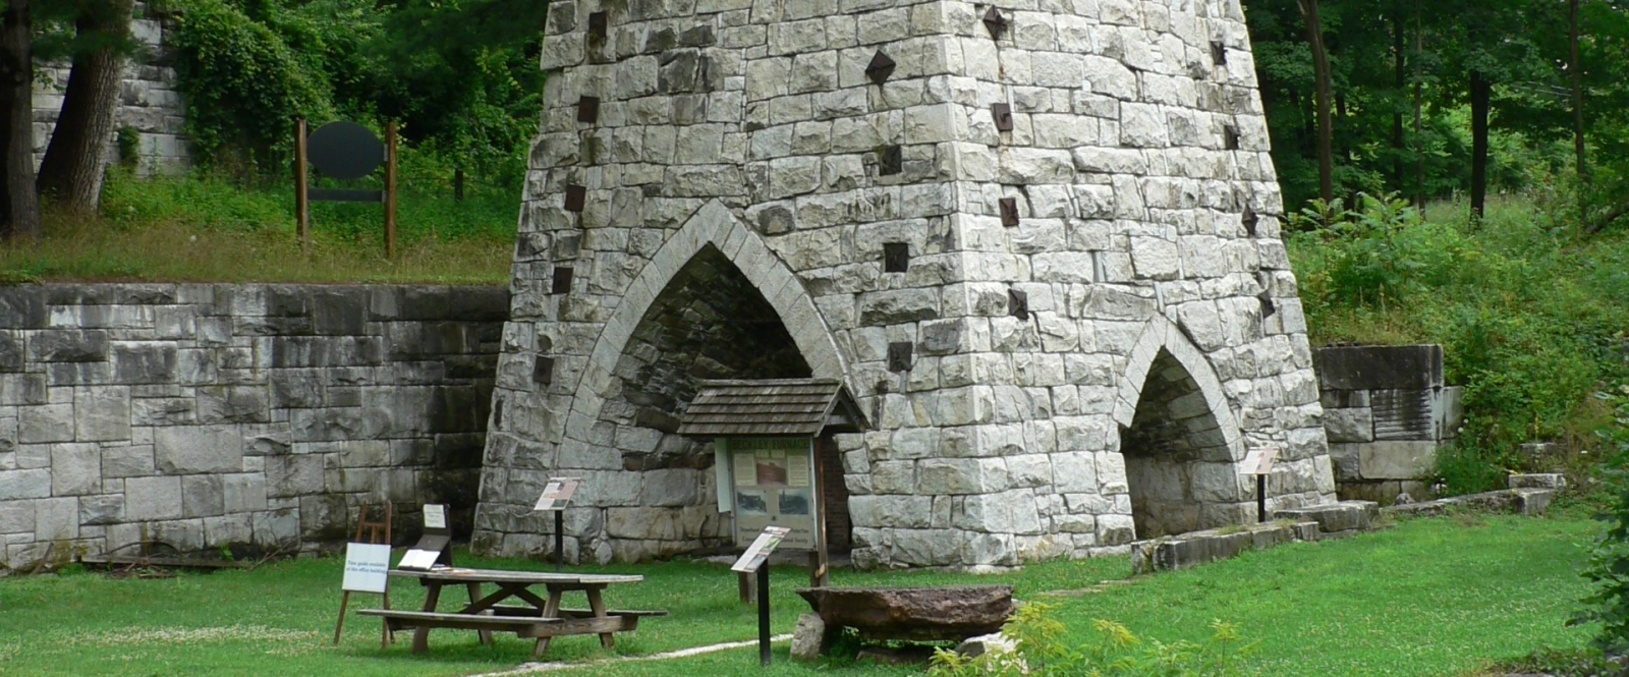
left=168, top=0, right=333, bottom=168
left=1572, top=385, right=1629, bottom=651
left=928, top=603, right=1255, bottom=677
left=1292, top=198, right=1629, bottom=487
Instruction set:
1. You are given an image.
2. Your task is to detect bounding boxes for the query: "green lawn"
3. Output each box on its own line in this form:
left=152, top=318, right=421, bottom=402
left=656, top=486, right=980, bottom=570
left=0, top=513, right=1596, bottom=676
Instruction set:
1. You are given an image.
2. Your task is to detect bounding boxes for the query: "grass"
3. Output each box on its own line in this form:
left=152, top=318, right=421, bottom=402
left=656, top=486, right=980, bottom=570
left=0, top=513, right=1598, bottom=677
left=0, top=171, right=514, bottom=285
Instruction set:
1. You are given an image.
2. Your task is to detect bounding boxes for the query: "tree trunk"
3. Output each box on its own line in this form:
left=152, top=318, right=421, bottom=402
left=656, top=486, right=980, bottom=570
left=37, top=0, right=132, bottom=211
left=1413, top=7, right=1425, bottom=208
left=1299, top=0, right=1335, bottom=203
left=1392, top=7, right=1407, bottom=191
left=1569, top=0, right=1588, bottom=185
left=0, top=0, right=40, bottom=242
left=1470, top=69, right=1491, bottom=220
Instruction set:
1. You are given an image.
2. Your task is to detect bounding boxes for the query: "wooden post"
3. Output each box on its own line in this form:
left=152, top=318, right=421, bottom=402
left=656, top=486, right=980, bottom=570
left=384, top=121, right=398, bottom=259
left=810, top=437, right=830, bottom=588
left=294, top=118, right=310, bottom=250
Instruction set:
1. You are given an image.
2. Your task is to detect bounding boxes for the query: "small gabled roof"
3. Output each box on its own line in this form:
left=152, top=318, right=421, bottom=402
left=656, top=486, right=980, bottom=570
left=676, top=378, right=869, bottom=438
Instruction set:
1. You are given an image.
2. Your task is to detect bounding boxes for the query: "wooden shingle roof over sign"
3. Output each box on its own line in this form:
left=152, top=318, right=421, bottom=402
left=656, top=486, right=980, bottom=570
left=677, top=379, right=869, bottom=438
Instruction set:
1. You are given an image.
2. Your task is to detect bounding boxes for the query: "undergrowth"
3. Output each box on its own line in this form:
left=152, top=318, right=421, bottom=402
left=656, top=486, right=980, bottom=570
left=0, top=169, right=513, bottom=284
left=1288, top=193, right=1629, bottom=494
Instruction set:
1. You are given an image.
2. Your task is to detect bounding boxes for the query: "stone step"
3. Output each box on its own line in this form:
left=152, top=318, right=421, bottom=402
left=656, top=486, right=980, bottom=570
left=1383, top=488, right=1555, bottom=518
left=1273, top=500, right=1379, bottom=536
left=1508, top=473, right=1566, bottom=490
left=1130, top=521, right=1319, bottom=574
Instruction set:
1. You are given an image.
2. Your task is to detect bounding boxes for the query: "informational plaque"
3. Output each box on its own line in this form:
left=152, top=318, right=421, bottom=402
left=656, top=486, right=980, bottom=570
left=731, top=526, right=790, bottom=573
left=533, top=477, right=582, bottom=512
left=423, top=503, right=448, bottom=530
left=1238, top=446, right=1280, bottom=476
left=726, top=438, right=818, bottom=551
left=397, top=548, right=440, bottom=571
left=342, top=542, right=391, bottom=593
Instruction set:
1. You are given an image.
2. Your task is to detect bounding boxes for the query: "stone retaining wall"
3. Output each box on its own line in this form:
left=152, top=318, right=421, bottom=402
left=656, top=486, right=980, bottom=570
left=0, top=283, right=506, bottom=571
left=33, top=2, right=191, bottom=175
left=1313, top=345, right=1462, bottom=503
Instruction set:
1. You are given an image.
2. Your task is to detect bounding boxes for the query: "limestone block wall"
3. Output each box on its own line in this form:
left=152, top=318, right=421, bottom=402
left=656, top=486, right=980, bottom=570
left=33, top=2, right=190, bottom=175
left=1314, top=345, right=1462, bottom=504
left=475, top=0, right=1336, bottom=568
left=0, top=284, right=506, bottom=571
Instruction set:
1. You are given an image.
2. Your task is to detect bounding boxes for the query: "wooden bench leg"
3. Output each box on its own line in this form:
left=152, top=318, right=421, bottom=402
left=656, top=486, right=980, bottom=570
left=586, top=588, right=615, bottom=650
left=467, top=582, right=493, bottom=647
left=412, top=583, right=443, bottom=654
left=532, top=589, right=563, bottom=658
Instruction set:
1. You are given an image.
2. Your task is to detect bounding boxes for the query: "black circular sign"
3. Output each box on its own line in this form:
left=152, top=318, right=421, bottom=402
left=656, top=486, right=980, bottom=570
left=307, top=121, right=383, bottom=180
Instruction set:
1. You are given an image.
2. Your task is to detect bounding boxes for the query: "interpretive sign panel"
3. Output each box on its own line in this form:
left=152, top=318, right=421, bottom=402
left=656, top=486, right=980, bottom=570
left=342, top=543, right=391, bottom=593
left=731, top=526, right=790, bottom=573
left=533, top=477, right=582, bottom=511
left=424, top=504, right=448, bottom=530
left=1238, top=446, right=1280, bottom=476
left=726, top=438, right=818, bottom=550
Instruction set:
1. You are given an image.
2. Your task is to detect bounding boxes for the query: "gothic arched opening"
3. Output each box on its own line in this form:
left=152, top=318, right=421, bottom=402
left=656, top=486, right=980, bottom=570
left=1121, top=349, right=1248, bottom=538
left=590, top=245, right=817, bottom=559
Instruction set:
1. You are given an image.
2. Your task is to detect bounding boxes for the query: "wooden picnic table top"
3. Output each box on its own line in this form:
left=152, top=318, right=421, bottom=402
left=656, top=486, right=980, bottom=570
left=387, top=567, right=643, bottom=586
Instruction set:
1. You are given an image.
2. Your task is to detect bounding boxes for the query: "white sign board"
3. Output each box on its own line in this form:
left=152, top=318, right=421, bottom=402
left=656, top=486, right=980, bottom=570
left=341, top=542, right=391, bottom=593
left=398, top=548, right=440, bottom=571
left=731, top=526, right=791, bottom=573
left=1238, top=446, right=1280, bottom=476
left=424, top=504, right=448, bottom=530
left=533, top=477, right=582, bottom=512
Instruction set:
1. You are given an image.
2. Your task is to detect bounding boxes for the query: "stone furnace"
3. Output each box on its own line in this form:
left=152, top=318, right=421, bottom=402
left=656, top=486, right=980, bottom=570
left=473, top=0, right=1337, bottom=568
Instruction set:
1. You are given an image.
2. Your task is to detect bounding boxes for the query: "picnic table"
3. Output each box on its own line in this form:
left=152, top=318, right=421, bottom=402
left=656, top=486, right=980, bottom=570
left=357, top=568, right=664, bottom=656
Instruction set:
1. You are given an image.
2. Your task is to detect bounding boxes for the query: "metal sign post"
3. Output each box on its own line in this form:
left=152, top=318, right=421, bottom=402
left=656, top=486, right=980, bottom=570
left=533, top=477, right=582, bottom=571
left=1238, top=446, right=1281, bottom=522
left=732, top=525, right=789, bottom=667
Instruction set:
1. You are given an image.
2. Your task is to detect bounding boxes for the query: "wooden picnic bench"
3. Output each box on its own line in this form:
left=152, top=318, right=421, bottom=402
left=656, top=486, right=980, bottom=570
left=356, top=568, right=664, bottom=657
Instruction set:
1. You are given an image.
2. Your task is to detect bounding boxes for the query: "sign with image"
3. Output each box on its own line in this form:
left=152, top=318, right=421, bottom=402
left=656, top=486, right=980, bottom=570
left=731, top=526, right=791, bottom=573
left=726, top=438, right=818, bottom=551
left=533, top=477, right=582, bottom=512
left=1238, top=446, right=1280, bottom=476
left=341, top=542, right=391, bottom=593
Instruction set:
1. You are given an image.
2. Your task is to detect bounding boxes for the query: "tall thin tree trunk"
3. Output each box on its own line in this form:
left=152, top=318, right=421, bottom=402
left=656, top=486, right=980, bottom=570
left=1393, top=7, right=1407, bottom=191
left=1413, top=7, right=1425, bottom=208
left=1300, top=0, right=1335, bottom=203
left=1470, top=69, right=1491, bottom=220
left=1569, top=0, right=1588, bottom=186
left=0, top=0, right=40, bottom=242
left=37, top=0, right=132, bottom=211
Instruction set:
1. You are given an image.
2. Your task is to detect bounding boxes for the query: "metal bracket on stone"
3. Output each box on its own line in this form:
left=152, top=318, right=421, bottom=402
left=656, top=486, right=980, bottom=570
left=999, top=197, right=1020, bottom=227
left=1242, top=206, right=1259, bottom=236
left=1008, top=289, right=1029, bottom=321
left=878, top=145, right=903, bottom=176
left=578, top=96, right=600, bottom=124
left=887, top=342, right=913, bottom=372
left=1211, top=41, right=1228, bottom=67
left=551, top=266, right=574, bottom=294
left=883, top=243, right=910, bottom=273
left=992, top=103, right=1014, bottom=132
left=982, top=7, right=1007, bottom=40
left=564, top=185, right=587, bottom=212
left=533, top=356, right=555, bottom=385
left=587, top=11, right=608, bottom=38
left=866, top=51, right=896, bottom=86
left=1223, top=125, right=1239, bottom=150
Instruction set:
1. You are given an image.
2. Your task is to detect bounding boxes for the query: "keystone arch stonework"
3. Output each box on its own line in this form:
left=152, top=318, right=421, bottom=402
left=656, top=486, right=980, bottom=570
left=474, top=0, right=1338, bottom=567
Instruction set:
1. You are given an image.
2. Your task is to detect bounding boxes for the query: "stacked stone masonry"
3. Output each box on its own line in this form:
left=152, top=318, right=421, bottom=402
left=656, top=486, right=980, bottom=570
left=475, top=0, right=1337, bottom=568
left=33, top=2, right=191, bottom=175
left=0, top=284, right=506, bottom=571
left=1313, top=344, right=1463, bottom=504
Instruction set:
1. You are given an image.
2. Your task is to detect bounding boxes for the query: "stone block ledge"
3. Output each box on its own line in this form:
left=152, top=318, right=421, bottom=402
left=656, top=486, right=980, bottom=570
left=1382, top=488, right=1555, bottom=518
left=1131, top=520, right=1319, bottom=574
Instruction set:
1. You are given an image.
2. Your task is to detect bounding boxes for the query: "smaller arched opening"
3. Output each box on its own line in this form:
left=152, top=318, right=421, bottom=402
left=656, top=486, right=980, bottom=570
left=1121, top=349, right=1249, bottom=538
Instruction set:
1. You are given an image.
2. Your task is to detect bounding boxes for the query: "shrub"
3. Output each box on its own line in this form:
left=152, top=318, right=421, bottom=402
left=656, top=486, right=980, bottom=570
left=927, top=602, right=1255, bottom=677
left=1572, top=385, right=1629, bottom=651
